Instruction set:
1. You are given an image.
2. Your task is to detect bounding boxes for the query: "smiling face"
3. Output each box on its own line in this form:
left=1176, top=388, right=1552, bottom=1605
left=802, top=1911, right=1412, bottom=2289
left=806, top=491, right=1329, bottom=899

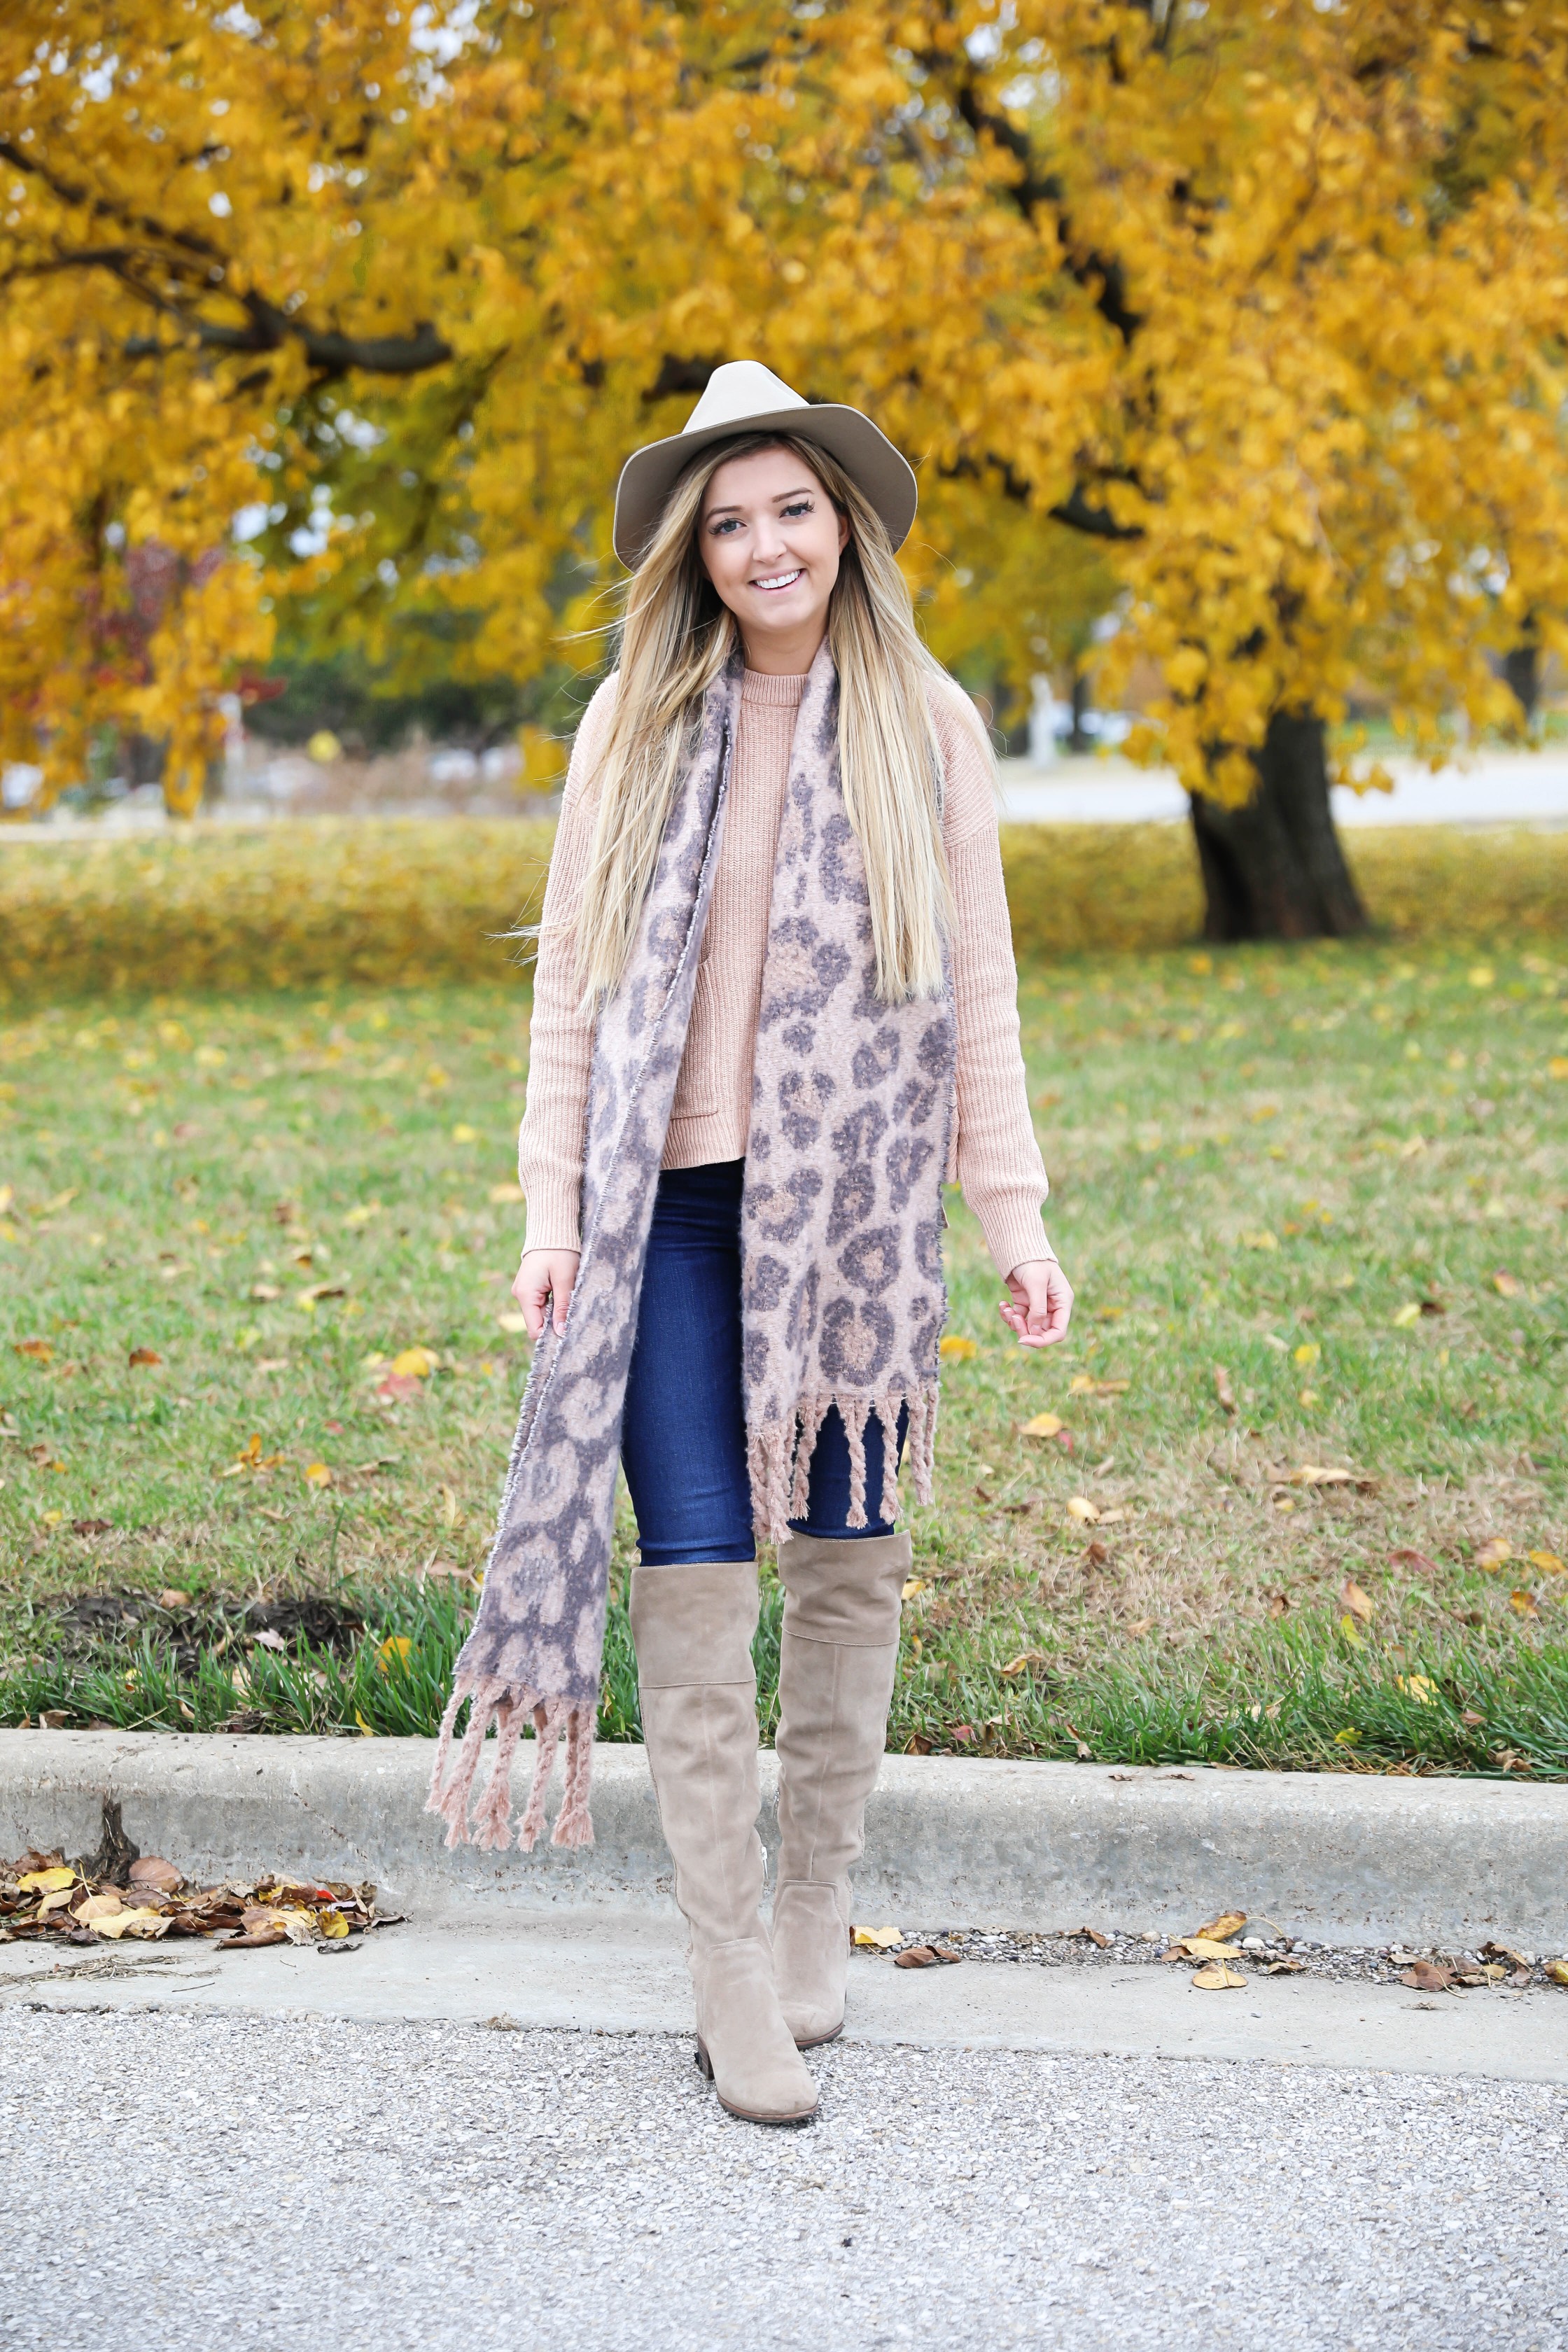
left=696, top=444, right=850, bottom=674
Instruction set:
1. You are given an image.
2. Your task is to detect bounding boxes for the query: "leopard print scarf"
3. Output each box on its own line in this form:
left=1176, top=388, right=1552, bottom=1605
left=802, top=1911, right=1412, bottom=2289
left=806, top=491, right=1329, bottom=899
left=428, top=641, right=955, bottom=1853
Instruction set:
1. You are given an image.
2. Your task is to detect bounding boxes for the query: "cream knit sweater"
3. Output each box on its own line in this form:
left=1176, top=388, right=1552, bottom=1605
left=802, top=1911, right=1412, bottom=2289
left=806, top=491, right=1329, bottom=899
left=518, top=666, right=1049, bottom=1278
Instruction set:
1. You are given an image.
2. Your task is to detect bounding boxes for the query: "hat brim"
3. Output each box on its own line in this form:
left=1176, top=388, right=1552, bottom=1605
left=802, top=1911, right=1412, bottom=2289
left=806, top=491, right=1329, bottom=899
left=612, top=403, right=918, bottom=568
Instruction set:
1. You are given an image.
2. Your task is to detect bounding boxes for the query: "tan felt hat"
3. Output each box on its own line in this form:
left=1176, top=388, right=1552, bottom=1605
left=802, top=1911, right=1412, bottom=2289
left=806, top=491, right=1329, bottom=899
left=612, top=360, right=918, bottom=569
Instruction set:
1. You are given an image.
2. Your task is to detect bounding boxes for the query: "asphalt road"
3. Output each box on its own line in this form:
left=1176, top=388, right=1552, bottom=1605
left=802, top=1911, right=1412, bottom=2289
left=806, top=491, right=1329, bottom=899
left=2, top=2007, right=1564, bottom=2351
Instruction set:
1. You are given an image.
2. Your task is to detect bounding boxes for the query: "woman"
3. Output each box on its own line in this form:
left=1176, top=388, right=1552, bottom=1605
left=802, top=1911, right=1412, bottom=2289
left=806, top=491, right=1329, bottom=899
left=429, top=362, right=1073, bottom=2125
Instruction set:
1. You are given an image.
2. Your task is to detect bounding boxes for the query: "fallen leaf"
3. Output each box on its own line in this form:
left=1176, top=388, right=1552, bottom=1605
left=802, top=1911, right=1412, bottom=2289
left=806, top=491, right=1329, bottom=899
left=892, top=1945, right=941, bottom=1969
left=488, top=1182, right=524, bottom=1205
left=303, top=1461, right=333, bottom=1488
left=1395, top=1674, right=1437, bottom=1704
left=1066, top=1496, right=1100, bottom=1522
left=1392, top=1302, right=1422, bottom=1327
left=1020, top=1410, right=1063, bottom=1438
left=939, top=1335, right=977, bottom=1362
left=1544, top=1960, right=1568, bottom=1987
left=1268, top=1592, right=1290, bottom=1617
left=1291, top=1464, right=1354, bottom=1485
left=74, top=1891, right=124, bottom=1921
left=91, top=1908, right=171, bottom=1941
left=852, top=1925, right=902, bottom=1949
left=1195, top=1912, right=1248, bottom=1940
left=1399, top=1959, right=1453, bottom=1991
left=1476, top=1537, right=1513, bottom=1569
left=1073, top=1926, right=1112, bottom=1949
left=1191, top=1961, right=1247, bottom=1989
left=128, top=1856, right=183, bottom=1892
left=377, top=1634, right=414, bottom=1675
left=71, top=1518, right=113, bottom=1536
left=1510, top=1589, right=1539, bottom=1618
left=1213, top=1365, right=1237, bottom=1414
left=318, top=1910, right=351, bottom=1940
left=1293, top=1342, right=1320, bottom=1366
left=1265, top=1958, right=1307, bottom=1975
left=376, top=1373, right=423, bottom=1401
left=1389, top=1548, right=1441, bottom=1574
left=1480, top=1941, right=1533, bottom=1970
left=253, top=1628, right=286, bottom=1652
left=391, top=1345, right=438, bottom=1379
left=127, top=1346, right=162, bottom=1368
left=1084, top=1540, right=1110, bottom=1566
left=496, top=1312, right=529, bottom=1334
left=1492, top=1271, right=1522, bottom=1298
left=1240, top=1231, right=1278, bottom=1252
left=218, top=1926, right=288, bottom=1949
left=999, top=1651, right=1049, bottom=1677
left=18, top=1865, right=75, bottom=1893
left=14, top=1338, right=52, bottom=1364
left=158, top=1588, right=190, bottom=1609
left=249, top=1282, right=281, bottom=1302
left=1124, top=1617, right=1154, bottom=1636
left=1068, top=1375, right=1130, bottom=1395
left=1527, top=1550, right=1566, bottom=1576
left=1340, top=1577, right=1375, bottom=1622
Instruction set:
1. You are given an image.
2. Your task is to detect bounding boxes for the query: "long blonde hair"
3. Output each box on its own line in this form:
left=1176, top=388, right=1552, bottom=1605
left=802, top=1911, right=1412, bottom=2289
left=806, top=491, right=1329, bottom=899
left=573, top=433, right=956, bottom=1006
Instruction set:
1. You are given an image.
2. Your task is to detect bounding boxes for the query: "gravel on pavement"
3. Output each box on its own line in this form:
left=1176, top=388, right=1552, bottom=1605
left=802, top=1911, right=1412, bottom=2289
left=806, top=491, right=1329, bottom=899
left=3, top=2007, right=1566, bottom=2350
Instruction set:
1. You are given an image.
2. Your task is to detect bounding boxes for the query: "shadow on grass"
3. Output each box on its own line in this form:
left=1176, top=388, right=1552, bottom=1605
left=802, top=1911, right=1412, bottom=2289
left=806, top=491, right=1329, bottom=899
left=3, top=1578, right=1564, bottom=1779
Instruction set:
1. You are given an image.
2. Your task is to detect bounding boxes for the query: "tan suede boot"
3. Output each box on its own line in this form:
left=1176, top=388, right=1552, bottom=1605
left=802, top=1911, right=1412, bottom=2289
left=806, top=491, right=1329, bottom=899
left=629, top=1559, right=818, bottom=2125
left=771, top=1530, right=910, bottom=2046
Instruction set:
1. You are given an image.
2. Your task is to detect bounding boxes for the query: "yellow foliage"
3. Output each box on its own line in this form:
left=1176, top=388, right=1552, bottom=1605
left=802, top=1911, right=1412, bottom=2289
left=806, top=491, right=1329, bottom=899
left=2, top=820, right=1567, bottom=1003
left=3, top=4, right=1567, bottom=812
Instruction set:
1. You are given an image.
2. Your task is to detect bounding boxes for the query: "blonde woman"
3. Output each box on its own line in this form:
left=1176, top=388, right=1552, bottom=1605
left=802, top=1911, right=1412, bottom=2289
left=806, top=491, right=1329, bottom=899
left=428, top=363, right=1072, bottom=2124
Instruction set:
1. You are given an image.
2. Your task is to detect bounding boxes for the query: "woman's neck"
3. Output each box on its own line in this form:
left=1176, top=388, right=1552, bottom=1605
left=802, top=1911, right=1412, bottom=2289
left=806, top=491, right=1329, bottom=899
left=738, top=621, right=826, bottom=678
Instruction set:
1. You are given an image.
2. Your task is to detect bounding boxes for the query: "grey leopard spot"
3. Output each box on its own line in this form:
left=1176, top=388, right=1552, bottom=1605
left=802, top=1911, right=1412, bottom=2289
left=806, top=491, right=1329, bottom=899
left=825, top=1161, right=877, bottom=1243
left=837, top=1224, right=902, bottom=1295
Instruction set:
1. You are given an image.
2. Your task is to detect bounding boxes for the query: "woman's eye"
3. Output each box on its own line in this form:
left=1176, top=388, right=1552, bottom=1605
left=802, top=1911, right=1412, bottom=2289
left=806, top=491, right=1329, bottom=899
left=781, top=501, right=811, bottom=518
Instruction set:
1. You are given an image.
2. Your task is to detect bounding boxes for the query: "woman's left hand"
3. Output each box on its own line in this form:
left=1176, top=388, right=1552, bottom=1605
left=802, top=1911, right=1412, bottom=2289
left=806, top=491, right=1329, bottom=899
left=999, top=1256, right=1074, bottom=1349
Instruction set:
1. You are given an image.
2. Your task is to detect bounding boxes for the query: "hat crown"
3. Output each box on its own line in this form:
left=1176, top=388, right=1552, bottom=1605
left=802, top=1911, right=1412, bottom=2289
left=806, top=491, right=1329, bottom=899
left=683, top=360, right=807, bottom=437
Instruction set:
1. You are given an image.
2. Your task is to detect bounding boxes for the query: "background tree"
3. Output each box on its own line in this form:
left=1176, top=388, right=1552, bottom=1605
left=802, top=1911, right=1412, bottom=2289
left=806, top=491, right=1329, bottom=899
left=6, top=0, right=1568, bottom=949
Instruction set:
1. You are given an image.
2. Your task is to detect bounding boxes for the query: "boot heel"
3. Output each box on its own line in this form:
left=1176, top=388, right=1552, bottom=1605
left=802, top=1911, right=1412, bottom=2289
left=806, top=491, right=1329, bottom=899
left=695, top=2039, right=714, bottom=2080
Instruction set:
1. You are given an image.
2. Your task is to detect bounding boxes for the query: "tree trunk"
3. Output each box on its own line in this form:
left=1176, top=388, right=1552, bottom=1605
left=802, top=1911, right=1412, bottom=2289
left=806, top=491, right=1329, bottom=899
left=1067, top=668, right=1093, bottom=753
left=1188, top=710, right=1368, bottom=943
left=1504, top=639, right=1539, bottom=724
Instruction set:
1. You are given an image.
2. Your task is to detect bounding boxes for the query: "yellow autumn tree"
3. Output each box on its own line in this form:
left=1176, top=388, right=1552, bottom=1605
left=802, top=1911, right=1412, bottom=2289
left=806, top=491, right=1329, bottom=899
left=6, top=1, right=1568, bottom=943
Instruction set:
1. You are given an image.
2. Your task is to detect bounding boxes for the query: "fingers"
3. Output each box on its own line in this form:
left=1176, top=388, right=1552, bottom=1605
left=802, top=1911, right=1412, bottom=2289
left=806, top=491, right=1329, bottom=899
left=514, top=1251, right=580, bottom=1340
left=1002, top=1261, right=1074, bottom=1349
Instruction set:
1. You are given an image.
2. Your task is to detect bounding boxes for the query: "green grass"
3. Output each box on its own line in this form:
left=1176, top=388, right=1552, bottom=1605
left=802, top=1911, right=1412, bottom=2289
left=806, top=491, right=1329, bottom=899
left=2, top=935, right=1565, bottom=1772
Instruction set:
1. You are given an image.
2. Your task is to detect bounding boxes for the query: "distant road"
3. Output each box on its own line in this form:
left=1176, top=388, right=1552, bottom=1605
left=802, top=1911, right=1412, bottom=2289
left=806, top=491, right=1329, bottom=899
left=997, top=748, right=1568, bottom=827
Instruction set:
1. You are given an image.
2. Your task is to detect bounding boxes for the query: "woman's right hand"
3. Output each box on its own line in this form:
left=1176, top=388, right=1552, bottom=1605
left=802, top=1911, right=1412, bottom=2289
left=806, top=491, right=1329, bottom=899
left=513, top=1248, right=581, bottom=1339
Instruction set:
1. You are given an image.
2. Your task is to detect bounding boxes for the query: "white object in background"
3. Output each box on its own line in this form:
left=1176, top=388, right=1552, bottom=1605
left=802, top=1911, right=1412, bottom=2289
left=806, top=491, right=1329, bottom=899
left=428, top=747, right=479, bottom=784
left=1, top=763, right=43, bottom=811
left=481, top=743, right=522, bottom=783
left=1027, top=680, right=1060, bottom=766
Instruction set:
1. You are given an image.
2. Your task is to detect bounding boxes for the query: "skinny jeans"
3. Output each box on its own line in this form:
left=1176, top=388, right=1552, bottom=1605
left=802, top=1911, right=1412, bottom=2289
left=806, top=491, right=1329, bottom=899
left=621, top=1160, right=904, bottom=1566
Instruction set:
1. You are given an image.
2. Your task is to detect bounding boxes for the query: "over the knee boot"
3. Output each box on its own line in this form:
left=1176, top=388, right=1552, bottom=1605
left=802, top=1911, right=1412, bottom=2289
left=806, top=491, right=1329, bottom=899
left=771, top=1530, right=910, bottom=2046
left=629, top=1559, right=818, bottom=2124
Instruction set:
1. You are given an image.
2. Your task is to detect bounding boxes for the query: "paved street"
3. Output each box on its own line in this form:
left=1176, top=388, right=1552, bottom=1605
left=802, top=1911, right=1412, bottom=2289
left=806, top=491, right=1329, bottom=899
left=996, top=748, right=1568, bottom=826
left=2, top=2006, right=1564, bottom=2351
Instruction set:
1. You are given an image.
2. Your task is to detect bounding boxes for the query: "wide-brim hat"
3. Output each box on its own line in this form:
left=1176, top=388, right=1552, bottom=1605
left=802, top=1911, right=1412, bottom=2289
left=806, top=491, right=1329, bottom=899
left=612, top=360, right=918, bottom=569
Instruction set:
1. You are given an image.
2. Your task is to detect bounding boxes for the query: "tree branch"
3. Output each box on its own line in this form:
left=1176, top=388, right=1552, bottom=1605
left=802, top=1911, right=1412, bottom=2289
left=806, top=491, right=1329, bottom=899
left=939, top=451, right=1145, bottom=540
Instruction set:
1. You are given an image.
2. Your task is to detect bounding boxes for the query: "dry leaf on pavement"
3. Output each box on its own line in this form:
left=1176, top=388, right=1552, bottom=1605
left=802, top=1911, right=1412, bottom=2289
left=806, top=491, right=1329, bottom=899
left=1191, top=1962, right=1247, bottom=1989
left=1544, top=1961, right=1568, bottom=1987
left=128, top=1856, right=183, bottom=1892
left=1195, top=1912, right=1248, bottom=1940
left=1399, top=1959, right=1454, bottom=1991
left=852, top=1925, right=902, bottom=1949
left=893, top=1945, right=942, bottom=1969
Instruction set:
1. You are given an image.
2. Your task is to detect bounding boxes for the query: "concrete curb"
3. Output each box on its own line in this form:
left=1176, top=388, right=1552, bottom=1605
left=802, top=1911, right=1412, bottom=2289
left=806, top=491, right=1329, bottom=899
left=3, top=1730, right=1565, bottom=1949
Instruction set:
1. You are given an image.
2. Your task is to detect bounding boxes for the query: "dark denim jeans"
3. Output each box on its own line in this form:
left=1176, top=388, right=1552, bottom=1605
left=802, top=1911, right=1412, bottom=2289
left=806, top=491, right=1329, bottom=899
left=621, top=1160, right=904, bottom=1566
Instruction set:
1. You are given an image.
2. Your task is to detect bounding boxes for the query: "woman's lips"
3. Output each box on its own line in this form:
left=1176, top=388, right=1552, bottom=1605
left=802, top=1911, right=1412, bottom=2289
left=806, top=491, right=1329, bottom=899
left=750, top=568, right=804, bottom=593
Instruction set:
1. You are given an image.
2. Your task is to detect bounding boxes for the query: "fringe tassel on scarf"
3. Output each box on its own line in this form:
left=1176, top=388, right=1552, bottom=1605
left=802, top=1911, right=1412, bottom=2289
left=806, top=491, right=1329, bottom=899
left=748, top=1384, right=937, bottom=1541
left=425, top=1679, right=597, bottom=1854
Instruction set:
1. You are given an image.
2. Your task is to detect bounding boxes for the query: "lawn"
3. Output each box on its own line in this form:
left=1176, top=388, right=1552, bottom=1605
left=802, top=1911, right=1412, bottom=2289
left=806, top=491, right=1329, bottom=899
left=1, top=931, right=1565, bottom=1773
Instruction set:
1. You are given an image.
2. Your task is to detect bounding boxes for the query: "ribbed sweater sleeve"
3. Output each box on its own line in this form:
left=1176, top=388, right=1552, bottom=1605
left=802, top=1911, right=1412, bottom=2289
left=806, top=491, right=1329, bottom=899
left=514, top=680, right=613, bottom=1254
left=935, top=685, right=1053, bottom=1279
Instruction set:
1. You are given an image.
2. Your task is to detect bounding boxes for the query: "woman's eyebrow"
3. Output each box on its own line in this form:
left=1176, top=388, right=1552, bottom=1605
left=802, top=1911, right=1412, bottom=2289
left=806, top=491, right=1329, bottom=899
left=703, top=485, right=818, bottom=519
